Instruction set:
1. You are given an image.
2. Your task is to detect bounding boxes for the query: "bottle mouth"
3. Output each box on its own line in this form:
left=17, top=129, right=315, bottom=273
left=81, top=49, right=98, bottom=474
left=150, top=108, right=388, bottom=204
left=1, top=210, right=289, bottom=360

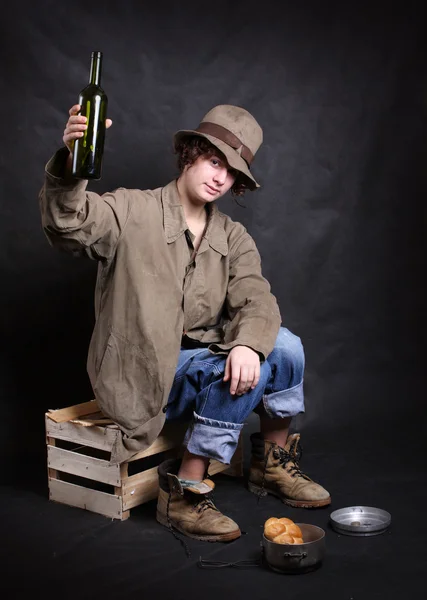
left=91, top=51, right=102, bottom=58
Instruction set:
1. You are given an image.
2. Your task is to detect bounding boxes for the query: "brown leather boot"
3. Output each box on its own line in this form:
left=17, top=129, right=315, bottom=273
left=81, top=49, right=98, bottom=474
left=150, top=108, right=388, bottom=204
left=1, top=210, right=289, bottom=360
left=248, top=433, right=331, bottom=508
left=156, top=458, right=241, bottom=542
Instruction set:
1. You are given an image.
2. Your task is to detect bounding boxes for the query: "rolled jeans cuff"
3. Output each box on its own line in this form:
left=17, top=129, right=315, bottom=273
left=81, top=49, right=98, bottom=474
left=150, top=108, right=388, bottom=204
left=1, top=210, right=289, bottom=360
left=184, top=411, right=244, bottom=465
left=262, top=380, right=305, bottom=418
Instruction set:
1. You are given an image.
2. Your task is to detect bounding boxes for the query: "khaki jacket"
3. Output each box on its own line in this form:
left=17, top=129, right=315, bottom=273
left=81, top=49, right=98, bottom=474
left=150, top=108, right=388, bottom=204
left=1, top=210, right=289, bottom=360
left=39, top=148, right=281, bottom=462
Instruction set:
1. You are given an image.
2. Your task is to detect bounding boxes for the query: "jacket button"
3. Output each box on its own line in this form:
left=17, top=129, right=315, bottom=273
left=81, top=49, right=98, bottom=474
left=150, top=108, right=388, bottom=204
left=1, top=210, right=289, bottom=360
left=162, top=405, right=168, bottom=413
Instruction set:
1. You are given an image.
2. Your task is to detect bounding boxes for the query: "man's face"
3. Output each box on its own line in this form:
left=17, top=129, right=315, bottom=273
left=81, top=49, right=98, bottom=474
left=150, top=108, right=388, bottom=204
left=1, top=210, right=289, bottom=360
left=182, top=151, right=237, bottom=204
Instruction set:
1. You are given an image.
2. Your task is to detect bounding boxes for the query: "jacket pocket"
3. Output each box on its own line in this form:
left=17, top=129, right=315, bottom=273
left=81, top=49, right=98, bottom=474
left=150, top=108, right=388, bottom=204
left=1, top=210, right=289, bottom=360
left=93, top=332, right=162, bottom=433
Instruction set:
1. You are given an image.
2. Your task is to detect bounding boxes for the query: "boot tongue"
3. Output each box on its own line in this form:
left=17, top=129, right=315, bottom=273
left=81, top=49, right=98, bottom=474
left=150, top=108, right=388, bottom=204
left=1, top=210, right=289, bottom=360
left=284, top=433, right=300, bottom=457
left=186, top=479, right=215, bottom=495
left=166, top=475, right=215, bottom=495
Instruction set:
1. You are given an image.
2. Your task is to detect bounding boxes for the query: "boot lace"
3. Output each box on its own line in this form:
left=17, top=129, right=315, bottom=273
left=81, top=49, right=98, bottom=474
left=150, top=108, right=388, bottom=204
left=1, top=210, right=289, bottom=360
left=165, top=484, right=218, bottom=558
left=256, top=439, right=309, bottom=503
left=193, top=495, right=217, bottom=513
left=256, top=443, right=274, bottom=503
left=166, top=486, right=192, bottom=558
left=273, top=442, right=310, bottom=481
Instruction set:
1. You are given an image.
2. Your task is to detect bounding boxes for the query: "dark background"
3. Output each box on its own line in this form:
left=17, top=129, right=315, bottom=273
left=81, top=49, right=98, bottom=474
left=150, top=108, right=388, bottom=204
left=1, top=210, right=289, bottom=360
left=1, top=0, right=426, bottom=598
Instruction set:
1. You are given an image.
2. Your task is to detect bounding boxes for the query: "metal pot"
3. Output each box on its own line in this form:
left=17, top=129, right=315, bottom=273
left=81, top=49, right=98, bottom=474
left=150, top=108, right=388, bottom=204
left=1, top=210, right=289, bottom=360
left=262, top=524, right=326, bottom=574
left=329, top=506, right=391, bottom=536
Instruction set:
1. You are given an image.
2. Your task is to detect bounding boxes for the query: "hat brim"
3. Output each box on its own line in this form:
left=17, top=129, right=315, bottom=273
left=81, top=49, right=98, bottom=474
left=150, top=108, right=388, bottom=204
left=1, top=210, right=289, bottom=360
left=174, top=129, right=260, bottom=190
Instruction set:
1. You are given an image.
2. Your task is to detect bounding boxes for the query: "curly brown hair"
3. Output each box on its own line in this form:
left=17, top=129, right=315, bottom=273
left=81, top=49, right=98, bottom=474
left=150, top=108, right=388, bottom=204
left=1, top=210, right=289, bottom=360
left=175, top=135, right=250, bottom=197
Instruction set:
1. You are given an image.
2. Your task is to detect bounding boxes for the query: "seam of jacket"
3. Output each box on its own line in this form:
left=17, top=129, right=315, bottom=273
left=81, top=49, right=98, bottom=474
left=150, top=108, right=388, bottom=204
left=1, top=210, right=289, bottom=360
left=77, top=187, right=134, bottom=260
left=229, top=228, right=257, bottom=264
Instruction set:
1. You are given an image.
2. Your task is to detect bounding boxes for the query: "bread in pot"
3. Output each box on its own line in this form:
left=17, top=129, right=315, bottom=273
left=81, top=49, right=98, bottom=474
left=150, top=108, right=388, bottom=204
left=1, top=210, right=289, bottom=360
left=264, top=517, right=304, bottom=544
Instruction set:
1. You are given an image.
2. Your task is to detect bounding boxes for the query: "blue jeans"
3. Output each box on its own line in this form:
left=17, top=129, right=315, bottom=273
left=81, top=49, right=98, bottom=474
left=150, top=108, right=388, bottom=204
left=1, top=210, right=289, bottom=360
left=165, top=327, right=305, bottom=464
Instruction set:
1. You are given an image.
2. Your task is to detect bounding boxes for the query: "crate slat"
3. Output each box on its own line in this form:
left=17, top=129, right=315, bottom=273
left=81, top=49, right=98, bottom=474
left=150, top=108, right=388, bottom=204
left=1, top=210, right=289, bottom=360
left=49, top=478, right=123, bottom=519
left=122, top=466, right=159, bottom=509
left=208, top=459, right=231, bottom=476
left=46, top=400, right=100, bottom=423
left=46, top=418, right=118, bottom=451
left=47, top=445, right=121, bottom=486
left=127, top=422, right=187, bottom=462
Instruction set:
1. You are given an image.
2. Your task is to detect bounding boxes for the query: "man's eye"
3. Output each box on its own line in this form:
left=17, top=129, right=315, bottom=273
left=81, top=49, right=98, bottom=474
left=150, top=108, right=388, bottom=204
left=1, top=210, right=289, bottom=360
left=211, top=158, right=220, bottom=166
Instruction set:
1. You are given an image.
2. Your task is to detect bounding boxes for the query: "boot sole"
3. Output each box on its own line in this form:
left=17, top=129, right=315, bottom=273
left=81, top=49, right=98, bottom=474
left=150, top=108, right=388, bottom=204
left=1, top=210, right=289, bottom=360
left=247, top=481, right=331, bottom=509
left=156, top=512, right=241, bottom=542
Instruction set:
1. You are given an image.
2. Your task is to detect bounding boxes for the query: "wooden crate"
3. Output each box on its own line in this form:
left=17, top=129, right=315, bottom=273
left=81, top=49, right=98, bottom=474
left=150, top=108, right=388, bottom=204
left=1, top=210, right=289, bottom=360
left=45, top=400, right=243, bottom=520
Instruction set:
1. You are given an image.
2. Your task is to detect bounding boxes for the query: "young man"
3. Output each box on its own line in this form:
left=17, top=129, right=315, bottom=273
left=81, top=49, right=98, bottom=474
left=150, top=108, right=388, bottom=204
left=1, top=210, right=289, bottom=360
left=39, top=103, right=330, bottom=543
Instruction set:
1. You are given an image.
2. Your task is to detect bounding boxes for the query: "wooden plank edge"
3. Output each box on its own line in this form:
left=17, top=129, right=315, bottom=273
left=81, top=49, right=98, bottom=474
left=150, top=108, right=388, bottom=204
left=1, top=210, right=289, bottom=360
left=47, top=445, right=121, bottom=487
left=45, top=419, right=118, bottom=452
left=46, top=399, right=100, bottom=423
left=48, top=478, right=123, bottom=519
left=127, top=423, right=187, bottom=462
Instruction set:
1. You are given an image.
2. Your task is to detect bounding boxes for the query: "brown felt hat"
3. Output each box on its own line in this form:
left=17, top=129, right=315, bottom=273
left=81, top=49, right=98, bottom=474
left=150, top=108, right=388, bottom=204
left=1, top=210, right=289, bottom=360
left=174, top=104, right=263, bottom=190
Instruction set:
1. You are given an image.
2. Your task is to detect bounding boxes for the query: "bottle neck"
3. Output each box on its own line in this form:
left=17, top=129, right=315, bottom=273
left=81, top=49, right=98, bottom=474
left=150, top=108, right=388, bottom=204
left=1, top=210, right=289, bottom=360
left=89, top=53, right=102, bottom=86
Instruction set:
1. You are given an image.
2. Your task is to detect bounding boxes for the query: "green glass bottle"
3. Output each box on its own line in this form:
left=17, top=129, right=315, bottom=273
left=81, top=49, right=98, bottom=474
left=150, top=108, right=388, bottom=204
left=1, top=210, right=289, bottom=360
left=72, top=51, right=108, bottom=180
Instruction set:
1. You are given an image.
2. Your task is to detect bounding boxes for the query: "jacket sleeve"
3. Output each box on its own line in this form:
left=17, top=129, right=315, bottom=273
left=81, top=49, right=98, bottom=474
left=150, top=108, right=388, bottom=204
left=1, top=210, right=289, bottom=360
left=209, top=225, right=282, bottom=361
left=38, top=147, right=132, bottom=260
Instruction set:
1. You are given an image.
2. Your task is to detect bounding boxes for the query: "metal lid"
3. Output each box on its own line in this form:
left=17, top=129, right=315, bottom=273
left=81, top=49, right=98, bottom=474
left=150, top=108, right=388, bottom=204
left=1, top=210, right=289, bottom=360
left=329, top=506, right=391, bottom=536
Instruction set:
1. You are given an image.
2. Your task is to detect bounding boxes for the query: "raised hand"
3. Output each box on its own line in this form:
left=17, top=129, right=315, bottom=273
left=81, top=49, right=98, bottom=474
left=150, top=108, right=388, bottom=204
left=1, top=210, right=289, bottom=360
left=63, top=104, right=112, bottom=154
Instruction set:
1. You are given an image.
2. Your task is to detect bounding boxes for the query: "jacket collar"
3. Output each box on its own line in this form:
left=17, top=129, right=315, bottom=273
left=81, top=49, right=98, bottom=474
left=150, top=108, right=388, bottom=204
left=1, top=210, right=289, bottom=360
left=161, top=180, right=228, bottom=256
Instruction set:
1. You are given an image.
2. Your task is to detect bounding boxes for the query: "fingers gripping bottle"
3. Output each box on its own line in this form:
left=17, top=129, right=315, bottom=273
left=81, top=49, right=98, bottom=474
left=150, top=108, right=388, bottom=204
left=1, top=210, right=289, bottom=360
left=72, top=51, right=108, bottom=180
